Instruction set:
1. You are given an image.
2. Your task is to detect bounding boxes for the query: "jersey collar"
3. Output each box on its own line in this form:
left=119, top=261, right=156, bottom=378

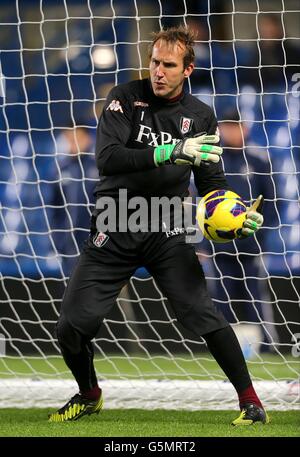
left=147, top=79, right=185, bottom=105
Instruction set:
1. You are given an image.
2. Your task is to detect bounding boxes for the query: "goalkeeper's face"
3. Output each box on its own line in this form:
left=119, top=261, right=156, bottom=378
left=149, top=39, right=194, bottom=99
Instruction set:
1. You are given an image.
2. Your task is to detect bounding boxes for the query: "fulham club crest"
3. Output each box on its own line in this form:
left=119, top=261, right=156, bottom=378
left=180, top=117, right=193, bottom=134
left=93, top=231, right=109, bottom=248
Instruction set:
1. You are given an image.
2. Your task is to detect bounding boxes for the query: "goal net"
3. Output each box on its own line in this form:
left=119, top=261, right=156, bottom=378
left=0, top=0, right=299, bottom=410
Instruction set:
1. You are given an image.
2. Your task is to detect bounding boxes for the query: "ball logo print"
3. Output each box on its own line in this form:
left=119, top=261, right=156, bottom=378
left=196, top=189, right=247, bottom=243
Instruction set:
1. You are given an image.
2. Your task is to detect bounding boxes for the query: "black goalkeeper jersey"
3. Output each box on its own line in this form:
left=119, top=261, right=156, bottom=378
left=94, top=78, right=229, bottom=199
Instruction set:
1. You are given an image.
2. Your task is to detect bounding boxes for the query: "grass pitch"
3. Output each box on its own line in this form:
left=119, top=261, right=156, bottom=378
left=0, top=354, right=299, bottom=437
left=0, top=409, right=299, bottom=437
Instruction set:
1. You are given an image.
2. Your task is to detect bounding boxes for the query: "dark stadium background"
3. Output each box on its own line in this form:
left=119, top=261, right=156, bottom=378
left=0, top=0, right=299, bottom=356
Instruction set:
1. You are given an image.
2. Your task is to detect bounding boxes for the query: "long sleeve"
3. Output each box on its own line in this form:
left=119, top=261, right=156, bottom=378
left=192, top=111, right=231, bottom=197
left=95, top=86, right=156, bottom=175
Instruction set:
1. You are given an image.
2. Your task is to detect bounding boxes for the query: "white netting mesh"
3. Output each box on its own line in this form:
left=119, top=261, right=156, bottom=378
left=0, top=0, right=299, bottom=409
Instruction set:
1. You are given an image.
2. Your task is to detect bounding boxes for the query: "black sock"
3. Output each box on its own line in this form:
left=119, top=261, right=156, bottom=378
left=60, top=340, right=98, bottom=392
left=203, top=326, right=252, bottom=393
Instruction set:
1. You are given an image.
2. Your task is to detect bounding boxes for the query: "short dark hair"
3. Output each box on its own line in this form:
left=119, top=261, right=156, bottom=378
left=148, top=25, right=196, bottom=69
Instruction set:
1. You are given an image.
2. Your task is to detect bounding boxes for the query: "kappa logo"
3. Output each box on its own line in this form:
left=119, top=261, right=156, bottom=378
left=180, top=117, right=193, bottom=134
left=93, top=231, right=109, bottom=248
left=106, top=99, right=123, bottom=113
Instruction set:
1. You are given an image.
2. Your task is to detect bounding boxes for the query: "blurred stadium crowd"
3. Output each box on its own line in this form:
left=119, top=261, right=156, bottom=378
left=0, top=0, right=299, bottom=284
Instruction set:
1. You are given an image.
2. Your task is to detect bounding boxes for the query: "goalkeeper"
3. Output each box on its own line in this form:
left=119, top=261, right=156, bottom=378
left=49, top=25, right=268, bottom=426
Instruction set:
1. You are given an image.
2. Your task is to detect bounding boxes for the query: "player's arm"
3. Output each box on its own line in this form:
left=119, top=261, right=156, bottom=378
left=96, top=86, right=157, bottom=175
left=96, top=88, right=223, bottom=175
left=192, top=111, right=231, bottom=197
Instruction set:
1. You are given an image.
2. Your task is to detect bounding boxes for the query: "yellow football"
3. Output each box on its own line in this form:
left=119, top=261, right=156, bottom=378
left=197, top=189, right=247, bottom=243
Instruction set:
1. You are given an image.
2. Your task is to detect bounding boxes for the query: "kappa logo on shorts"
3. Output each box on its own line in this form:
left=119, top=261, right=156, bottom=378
left=93, top=231, right=109, bottom=248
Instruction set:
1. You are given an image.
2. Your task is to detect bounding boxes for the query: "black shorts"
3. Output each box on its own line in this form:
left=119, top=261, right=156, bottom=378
left=60, top=231, right=228, bottom=339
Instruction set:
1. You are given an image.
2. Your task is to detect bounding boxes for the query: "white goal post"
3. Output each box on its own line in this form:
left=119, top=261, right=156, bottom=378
left=0, top=0, right=299, bottom=410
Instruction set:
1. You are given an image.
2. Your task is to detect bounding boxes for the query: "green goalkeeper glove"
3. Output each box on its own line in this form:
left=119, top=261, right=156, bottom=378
left=237, top=195, right=264, bottom=239
left=154, top=134, right=223, bottom=167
